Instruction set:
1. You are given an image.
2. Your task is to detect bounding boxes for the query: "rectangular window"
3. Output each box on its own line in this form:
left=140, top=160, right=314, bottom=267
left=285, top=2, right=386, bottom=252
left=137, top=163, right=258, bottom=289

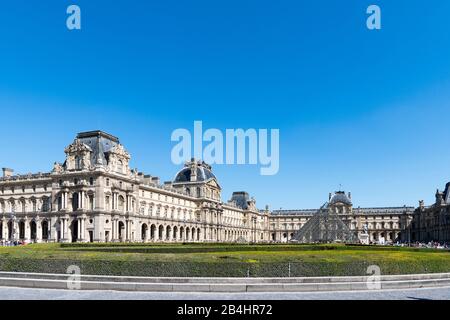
left=89, top=196, right=94, bottom=210
left=105, top=196, right=110, bottom=210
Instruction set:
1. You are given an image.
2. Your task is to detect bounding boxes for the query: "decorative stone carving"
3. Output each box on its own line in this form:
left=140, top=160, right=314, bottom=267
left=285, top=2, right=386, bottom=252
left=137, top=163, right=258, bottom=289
left=64, top=139, right=92, bottom=154
left=108, top=144, right=131, bottom=174
left=109, top=144, right=130, bottom=160
left=64, top=139, right=92, bottom=171
left=52, top=162, right=64, bottom=174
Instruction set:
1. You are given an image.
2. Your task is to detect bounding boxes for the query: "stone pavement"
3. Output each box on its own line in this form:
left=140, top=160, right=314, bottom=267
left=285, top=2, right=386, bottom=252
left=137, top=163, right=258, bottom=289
left=0, top=286, right=448, bottom=300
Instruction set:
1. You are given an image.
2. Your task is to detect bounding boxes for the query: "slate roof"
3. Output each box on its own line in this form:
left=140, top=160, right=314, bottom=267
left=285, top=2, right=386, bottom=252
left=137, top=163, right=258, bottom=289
left=76, top=131, right=120, bottom=166
left=174, top=166, right=216, bottom=183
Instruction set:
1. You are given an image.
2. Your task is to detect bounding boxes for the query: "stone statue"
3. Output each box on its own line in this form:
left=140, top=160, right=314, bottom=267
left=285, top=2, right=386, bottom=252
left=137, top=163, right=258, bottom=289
left=52, top=162, right=64, bottom=173
left=363, top=223, right=369, bottom=234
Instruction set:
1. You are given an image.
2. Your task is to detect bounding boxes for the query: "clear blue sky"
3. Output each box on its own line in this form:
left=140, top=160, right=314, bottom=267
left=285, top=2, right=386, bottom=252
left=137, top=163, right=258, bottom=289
left=0, top=0, right=450, bottom=210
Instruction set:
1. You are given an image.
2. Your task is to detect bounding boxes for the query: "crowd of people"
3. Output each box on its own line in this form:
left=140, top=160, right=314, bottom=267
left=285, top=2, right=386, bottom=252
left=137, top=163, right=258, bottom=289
left=0, top=240, right=29, bottom=247
left=394, top=241, right=450, bottom=249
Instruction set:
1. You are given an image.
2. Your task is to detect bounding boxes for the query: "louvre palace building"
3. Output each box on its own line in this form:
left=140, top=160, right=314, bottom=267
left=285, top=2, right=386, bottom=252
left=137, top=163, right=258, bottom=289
left=0, top=131, right=446, bottom=244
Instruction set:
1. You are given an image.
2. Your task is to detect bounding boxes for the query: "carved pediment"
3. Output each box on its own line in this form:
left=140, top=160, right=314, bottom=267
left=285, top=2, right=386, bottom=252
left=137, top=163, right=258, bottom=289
left=109, top=144, right=130, bottom=160
left=206, top=179, right=221, bottom=189
left=52, top=162, right=64, bottom=174
left=64, top=139, right=92, bottom=155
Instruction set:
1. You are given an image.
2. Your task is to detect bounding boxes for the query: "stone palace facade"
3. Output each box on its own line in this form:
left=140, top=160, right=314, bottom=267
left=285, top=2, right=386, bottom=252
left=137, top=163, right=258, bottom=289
left=0, top=130, right=444, bottom=244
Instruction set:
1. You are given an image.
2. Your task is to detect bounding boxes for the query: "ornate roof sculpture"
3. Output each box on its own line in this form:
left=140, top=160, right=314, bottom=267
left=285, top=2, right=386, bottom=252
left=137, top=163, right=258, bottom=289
left=64, top=139, right=92, bottom=154
left=63, top=138, right=93, bottom=171
left=109, top=144, right=131, bottom=160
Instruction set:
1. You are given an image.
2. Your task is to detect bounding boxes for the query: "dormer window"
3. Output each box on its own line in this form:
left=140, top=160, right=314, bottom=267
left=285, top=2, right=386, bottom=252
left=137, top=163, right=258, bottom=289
left=75, top=156, right=81, bottom=170
left=117, top=160, right=124, bottom=173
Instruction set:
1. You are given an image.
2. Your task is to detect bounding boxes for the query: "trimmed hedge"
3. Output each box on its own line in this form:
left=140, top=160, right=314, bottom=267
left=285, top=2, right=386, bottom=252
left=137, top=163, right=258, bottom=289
left=59, top=244, right=448, bottom=255
left=0, top=257, right=446, bottom=277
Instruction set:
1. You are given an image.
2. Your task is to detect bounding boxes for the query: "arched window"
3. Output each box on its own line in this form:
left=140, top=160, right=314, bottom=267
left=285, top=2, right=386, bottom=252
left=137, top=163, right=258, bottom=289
left=42, top=220, right=49, bottom=240
left=105, top=196, right=110, bottom=211
left=72, top=193, right=79, bottom=211
left=118, top=196, right=125, bottom=212
left=89, top=195, right=94, bottom=210
left=42, top=197, right=50, bottom=212
left=58, top=196, right=62, bottom=211
left=196, top=187, right=201, bottom=197
left=117, top=160, right=124, bottom=173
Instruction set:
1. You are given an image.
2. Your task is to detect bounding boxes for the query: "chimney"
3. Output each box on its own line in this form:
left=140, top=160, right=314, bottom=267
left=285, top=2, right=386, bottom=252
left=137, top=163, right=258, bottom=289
left=348, top=192, right=352, bottom=200
left=329, top=193, right=332, bottom=201
left=143, top=175, right=152, bottom=185
left=2, top=168, right=13, bottom=178
left=164, top=181, right=172, bottom=189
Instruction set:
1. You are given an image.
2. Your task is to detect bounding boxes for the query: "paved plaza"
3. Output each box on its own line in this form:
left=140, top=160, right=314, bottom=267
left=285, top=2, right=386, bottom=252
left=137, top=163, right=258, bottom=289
left=0, top=286, right=448, bottom=300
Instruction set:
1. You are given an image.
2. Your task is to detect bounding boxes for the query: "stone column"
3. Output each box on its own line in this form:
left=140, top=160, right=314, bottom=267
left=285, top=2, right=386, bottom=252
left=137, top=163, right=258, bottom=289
left=63, top=192, right=68, bottom=209
left=77, top=219, right=81, bottom=241
left=111, top=219, right=116, bottom=241
left=24, top=218, right=30, bottom=241
left=79, top=192, right=83, bottom=210
left=60, top=218, right=65, bottom=241
left=1, top=219, right=5, bottom=240
left=36, top=218, right=42, bottom=243
left=82, top=217, right=86, bottom=242
left=13, top=219, right=19, bottom=241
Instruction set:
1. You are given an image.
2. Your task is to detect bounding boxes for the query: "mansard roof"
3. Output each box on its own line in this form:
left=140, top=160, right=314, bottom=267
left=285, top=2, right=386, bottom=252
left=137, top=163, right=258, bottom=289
left=443, top=182, right=450, bottom=204
left=229, top=192, right=250, bottom=210
left=77, top=131, right=119, bottom=143
left=76, top=130, right=121, bottom=166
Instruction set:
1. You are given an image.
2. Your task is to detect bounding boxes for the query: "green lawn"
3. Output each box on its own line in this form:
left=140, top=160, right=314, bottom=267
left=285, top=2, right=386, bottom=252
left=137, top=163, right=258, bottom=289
left=0, top=243, right=449, bottom=277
